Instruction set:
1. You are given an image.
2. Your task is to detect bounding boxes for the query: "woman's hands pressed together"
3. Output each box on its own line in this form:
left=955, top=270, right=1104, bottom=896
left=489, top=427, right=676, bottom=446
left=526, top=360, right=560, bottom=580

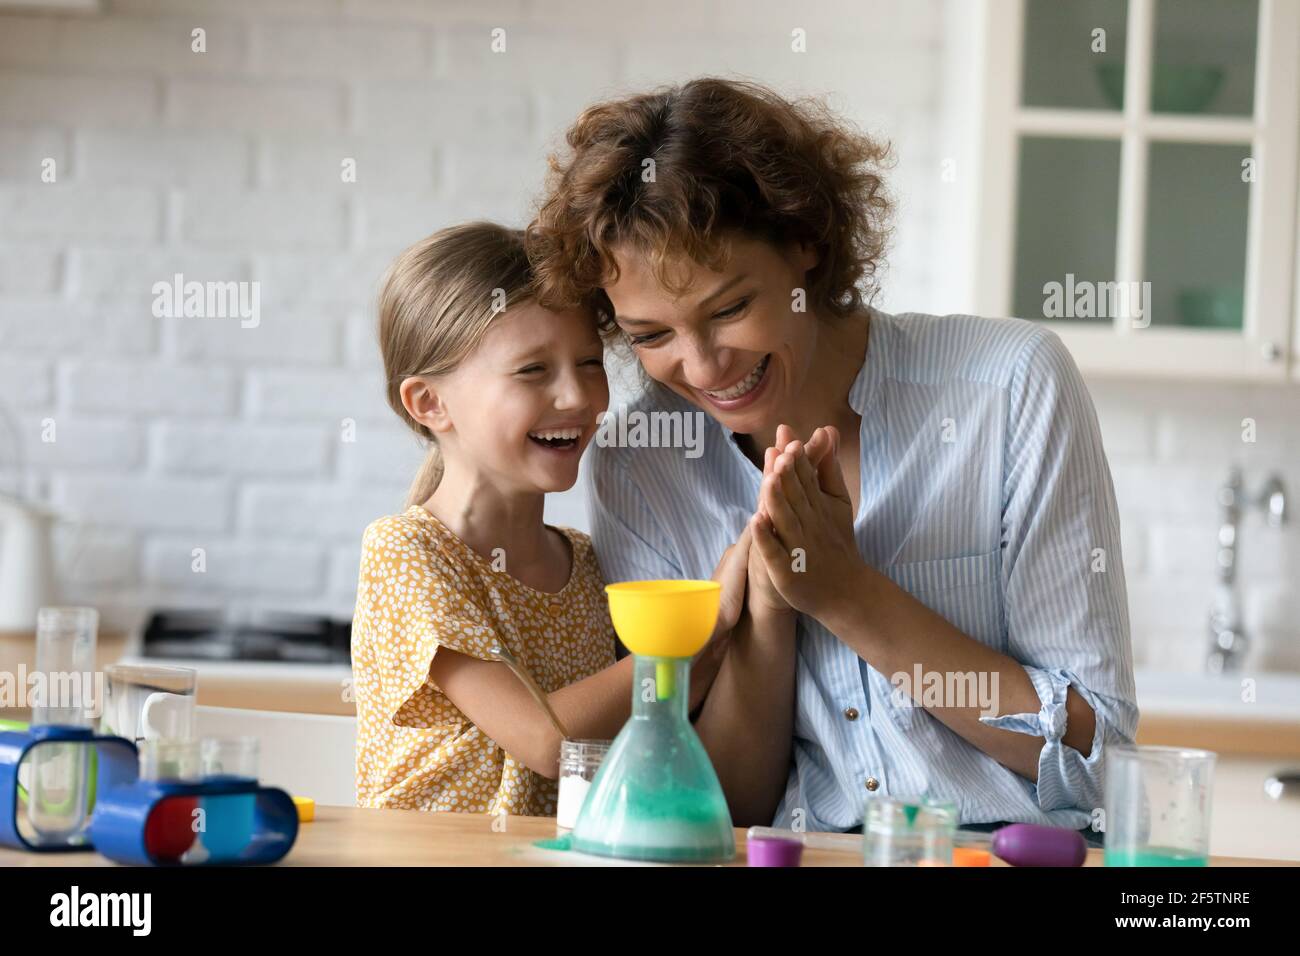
left=750, top=423, right=863, bottom=626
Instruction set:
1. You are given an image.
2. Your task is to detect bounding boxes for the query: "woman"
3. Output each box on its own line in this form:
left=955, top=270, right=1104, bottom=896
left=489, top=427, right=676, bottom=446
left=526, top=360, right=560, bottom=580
left=526, top=77, right=1137, bottom=836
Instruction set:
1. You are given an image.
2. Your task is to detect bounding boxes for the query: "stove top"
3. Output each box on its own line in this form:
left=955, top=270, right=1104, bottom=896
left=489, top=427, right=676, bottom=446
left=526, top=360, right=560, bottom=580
left=141, top=609, right=352, bottom=664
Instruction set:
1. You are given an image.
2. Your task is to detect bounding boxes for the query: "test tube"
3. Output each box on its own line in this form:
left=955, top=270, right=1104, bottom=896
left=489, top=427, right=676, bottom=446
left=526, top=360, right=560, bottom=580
left=198, top=736, right=259, bottom=862
left=25, top=607, right=98, bottom=846
left=31, top=606, right=98, bottom=728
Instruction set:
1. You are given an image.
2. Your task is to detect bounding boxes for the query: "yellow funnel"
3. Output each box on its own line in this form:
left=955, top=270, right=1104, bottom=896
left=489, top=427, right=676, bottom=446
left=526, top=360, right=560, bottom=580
left=604, top=580, right=721, bottom=658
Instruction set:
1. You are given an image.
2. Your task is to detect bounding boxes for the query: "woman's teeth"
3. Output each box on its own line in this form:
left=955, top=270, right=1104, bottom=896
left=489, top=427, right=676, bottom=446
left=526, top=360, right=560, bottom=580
left=704, top=355, right=769, bottom=400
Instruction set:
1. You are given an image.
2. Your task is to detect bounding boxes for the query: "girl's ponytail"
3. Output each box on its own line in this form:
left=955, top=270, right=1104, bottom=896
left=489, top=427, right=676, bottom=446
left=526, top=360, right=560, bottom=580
left=404, top=445, right=444, bottom=508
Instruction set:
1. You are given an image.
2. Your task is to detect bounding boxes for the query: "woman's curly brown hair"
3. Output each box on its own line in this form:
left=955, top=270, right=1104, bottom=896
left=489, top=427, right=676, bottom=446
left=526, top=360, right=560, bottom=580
left=526, top=76, right=893, bottom=330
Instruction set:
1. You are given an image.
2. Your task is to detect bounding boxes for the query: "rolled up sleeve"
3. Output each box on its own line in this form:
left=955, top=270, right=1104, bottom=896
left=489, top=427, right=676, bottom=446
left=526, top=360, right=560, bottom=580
left=983, top=328, right=1139, bottom=815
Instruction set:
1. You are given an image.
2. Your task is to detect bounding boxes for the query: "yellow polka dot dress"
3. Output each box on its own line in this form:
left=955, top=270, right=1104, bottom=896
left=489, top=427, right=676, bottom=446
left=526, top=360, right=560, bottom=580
left=351, top=505, right=618, bottom=816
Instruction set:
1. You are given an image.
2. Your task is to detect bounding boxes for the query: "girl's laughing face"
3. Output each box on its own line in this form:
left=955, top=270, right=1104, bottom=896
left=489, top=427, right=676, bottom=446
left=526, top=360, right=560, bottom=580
left=418, top=302, right=609, bottom=494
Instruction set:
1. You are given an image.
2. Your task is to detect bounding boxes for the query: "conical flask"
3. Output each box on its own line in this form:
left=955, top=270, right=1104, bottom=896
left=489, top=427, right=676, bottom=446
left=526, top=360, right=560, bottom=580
left=570, top=581, right=735, bottom=862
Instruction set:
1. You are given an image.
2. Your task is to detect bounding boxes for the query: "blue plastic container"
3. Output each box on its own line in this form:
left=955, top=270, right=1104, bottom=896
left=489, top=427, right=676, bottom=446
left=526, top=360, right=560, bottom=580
left=0, top=725, right=137, bottom=851
left=89, top=776, right=298, bottom=866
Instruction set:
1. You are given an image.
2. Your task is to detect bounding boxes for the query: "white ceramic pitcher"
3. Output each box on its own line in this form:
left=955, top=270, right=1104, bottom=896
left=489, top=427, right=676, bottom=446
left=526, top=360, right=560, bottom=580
left=0, top=492, right=57, bottom=632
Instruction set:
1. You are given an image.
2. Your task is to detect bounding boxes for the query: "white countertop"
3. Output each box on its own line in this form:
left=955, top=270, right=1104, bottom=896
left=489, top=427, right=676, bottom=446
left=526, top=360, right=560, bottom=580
left=1135, top=669, right=1300, bottom=722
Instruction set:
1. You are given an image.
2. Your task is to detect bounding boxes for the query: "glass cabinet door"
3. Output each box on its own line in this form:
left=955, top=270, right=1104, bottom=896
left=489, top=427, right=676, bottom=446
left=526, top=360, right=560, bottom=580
left=1008, top=0, right=1273, bottom=341
left=1021, top=0, right=1129, bottom=111
left=1144, top=142, right=1251, bottom=330
left=1150, top=0, right=1257, bottom=116
left=1012, top=137, right=1121, bottom=323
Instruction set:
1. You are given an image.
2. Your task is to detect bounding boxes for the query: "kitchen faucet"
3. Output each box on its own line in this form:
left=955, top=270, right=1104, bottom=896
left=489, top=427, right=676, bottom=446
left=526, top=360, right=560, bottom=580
left=1207, top=467, right=1287, bottom=673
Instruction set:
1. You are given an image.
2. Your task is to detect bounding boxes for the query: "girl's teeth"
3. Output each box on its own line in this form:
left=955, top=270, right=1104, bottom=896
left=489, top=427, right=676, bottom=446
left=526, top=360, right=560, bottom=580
left=705, top=356, right=768, bottom=400
left=530, top=428, right=581, bottom=440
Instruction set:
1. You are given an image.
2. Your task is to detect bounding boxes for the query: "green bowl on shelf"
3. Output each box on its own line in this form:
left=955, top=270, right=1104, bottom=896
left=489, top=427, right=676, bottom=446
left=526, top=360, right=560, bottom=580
left=1096, top=64, right=1224, bottom=113
left=1177, top=286, right=1243, bottom=329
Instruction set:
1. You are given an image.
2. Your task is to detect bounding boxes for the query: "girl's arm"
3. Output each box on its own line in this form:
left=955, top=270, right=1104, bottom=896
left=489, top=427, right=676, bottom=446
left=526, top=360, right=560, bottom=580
left=430, top=615, right=733, bottom=780
left=429, top=651, right=633, bottom=779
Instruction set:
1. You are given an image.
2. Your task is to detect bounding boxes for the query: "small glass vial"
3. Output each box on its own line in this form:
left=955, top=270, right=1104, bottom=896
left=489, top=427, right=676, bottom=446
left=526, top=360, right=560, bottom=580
left=556, top=739, right=609, bottom=831
left=139, top=738, right=202, bottom=782
left=863, top=796, right=957, bottom=866
left=138, top=739, right=202, bottom=863
left=198, top=736, right=260, bottom=862
left=199, top=736, right=259, bottom=780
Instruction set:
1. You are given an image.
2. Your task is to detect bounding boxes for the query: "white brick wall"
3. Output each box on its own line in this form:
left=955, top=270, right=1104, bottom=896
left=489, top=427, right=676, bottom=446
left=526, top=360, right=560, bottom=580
left=1, top=0, right=1293, bottom=674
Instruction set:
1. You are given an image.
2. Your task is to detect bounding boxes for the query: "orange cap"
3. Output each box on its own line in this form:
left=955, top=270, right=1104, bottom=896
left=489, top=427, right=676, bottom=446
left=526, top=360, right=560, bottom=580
left=953, top=847, right=991, bottom=867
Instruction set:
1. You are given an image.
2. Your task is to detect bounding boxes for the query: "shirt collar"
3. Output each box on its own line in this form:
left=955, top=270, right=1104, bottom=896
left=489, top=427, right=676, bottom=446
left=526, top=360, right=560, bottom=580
left=848, top=304, right=884, bottom=417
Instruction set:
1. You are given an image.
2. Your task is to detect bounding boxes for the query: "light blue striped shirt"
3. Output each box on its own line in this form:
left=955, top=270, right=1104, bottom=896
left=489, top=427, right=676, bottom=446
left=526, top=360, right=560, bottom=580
left=586, top=307, right=1139, bottom=832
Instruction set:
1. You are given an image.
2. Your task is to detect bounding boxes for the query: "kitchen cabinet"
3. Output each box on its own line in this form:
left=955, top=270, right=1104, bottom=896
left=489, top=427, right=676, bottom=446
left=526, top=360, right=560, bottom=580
left=974, top=0, right=1300, bottom=380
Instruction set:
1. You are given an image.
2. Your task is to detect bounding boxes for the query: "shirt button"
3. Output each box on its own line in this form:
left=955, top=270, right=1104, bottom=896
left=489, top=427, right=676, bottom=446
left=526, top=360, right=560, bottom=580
left=865, top=777, right=879, bottom=792
left=843, top=707, right=859, bottom=721
left=547, top=603, right=563, bottom=618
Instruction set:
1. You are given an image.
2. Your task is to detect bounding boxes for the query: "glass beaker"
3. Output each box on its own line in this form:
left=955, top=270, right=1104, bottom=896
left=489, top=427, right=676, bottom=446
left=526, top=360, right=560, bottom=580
left=863, top=795, right=957, bottom=866
left=100, top=664, right=197, bottom=744
left=25, top=606, right=98, bottom=846
left=198, top=736, right=259, bottom=861
left=1104, top=745, right=1215, bottom=866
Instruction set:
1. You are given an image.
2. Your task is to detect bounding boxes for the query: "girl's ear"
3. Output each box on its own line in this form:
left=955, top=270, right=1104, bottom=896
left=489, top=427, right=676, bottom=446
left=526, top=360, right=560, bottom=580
left=400, top=375, right=454, bottom=436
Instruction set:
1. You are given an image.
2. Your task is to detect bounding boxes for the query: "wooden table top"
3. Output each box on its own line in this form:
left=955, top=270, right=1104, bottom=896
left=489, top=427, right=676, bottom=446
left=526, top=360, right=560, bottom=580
left=1, top=806, right=1294, bottom=867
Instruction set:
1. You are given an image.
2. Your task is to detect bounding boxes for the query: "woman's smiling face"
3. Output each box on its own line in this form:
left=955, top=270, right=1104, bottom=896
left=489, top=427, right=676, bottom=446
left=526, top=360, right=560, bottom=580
left=604, top=232, right=821, bottom=436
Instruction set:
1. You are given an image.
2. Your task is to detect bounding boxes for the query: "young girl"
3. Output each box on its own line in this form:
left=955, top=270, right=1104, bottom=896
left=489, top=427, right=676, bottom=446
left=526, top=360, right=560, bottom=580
left=352, top=222, right=743, bottom=816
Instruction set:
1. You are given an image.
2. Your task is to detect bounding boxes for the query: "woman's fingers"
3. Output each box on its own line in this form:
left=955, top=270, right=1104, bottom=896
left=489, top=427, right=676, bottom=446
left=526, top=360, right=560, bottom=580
left=760, top=468, right=802, bottom=548
left=775, top=423, right=796, bottom=453
left=804, top=426, right=831, bottom=468
left=790, top=441, right=821, bottom=513
left=814, top=425, right=853, bottom=504
left=751, top=512, right=792, bottom=585
left=775, top=444, right=815, bottom=525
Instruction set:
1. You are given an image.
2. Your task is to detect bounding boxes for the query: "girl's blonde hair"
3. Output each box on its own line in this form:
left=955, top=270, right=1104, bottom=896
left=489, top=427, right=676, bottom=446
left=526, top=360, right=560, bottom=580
left=378, top=221, right=536, bottom=507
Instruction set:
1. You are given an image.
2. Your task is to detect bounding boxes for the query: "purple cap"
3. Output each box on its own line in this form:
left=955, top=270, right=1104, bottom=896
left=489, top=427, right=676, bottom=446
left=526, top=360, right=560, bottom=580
left=747, top=836, right=804, bottom=867
left=990, top=823, right=1088, bottom=867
